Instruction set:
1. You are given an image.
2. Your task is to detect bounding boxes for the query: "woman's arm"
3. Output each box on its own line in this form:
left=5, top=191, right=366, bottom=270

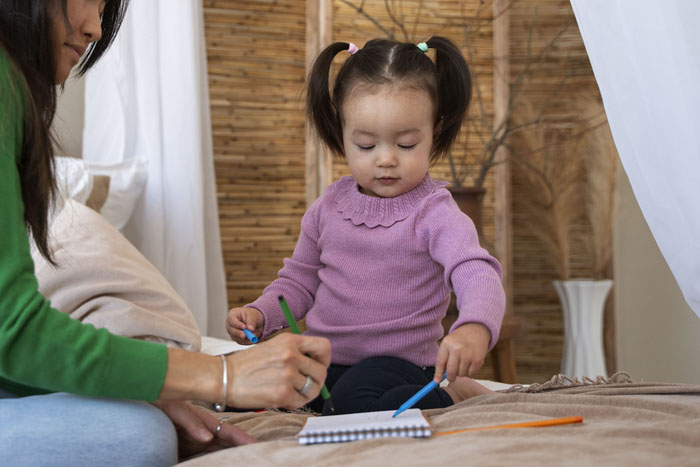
left=160, top=333, right=331, bottom=409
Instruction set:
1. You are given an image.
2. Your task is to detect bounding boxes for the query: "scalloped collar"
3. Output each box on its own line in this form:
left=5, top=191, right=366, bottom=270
left=333, top=174, right=448, bottom=228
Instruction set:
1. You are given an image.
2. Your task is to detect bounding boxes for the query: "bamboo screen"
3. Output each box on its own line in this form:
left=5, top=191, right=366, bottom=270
left=204, top=0, right=307, bottom=307
left=204, top=0, right=606, bottom=383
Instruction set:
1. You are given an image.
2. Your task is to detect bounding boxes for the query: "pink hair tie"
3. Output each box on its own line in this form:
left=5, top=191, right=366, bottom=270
left=348, top=43, right=359, bottom=55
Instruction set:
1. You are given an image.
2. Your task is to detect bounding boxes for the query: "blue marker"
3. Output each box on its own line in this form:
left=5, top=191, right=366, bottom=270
left=392, top=372, right=447, bottom=418
left=243, top=328, right=258, bottom=344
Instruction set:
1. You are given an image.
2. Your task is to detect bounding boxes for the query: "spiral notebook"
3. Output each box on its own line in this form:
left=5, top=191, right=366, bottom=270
left=297, top=409, right=432, bottom=445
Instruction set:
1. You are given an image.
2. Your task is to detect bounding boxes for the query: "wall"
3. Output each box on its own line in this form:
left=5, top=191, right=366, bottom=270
left=54, top=74, right=85, bottom=158
left=614, top=168, right=700, bottom=384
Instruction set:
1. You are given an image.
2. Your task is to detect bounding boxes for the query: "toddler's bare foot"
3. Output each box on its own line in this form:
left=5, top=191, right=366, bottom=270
left=443, top=377, right=494, bottom=404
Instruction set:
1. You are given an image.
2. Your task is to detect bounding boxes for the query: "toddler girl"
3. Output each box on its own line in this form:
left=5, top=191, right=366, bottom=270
left=227, top=37, right=505, bottom=415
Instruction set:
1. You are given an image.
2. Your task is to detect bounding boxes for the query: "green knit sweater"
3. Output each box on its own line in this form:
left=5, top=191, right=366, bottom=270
left=0, top=50, right=168, bottom=400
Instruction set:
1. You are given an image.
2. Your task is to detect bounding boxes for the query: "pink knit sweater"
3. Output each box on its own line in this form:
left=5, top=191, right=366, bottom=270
left=248, top=174, right=505, bottom=367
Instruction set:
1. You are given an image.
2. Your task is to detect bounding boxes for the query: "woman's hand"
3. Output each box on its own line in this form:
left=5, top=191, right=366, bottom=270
left=226, top=332, right=331, bottom=409
left=434, top=323, right=491, bottom=383
left=153, top=400, right=257, bottom=460
left=226, top=307, right=265, bottom=344
left=161, top=333, right=330, bottom=411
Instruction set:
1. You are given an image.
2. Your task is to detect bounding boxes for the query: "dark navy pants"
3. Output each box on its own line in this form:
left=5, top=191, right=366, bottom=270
left=308, top=356, right=454, bottom=416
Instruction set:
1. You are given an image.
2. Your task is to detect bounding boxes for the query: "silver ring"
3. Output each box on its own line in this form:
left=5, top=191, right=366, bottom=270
left=215, top=415, right=231, bottom=437
left=299, top=375, right=313, bottom=396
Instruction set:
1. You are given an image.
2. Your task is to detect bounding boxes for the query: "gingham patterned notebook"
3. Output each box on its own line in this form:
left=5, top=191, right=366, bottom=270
left=297, top=409, right=432, bottom=445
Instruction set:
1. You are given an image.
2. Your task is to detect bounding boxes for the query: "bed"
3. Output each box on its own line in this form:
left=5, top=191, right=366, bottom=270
left=36, top=180, right=700, bottom=466
left=179, top=374, right=700, bottom=466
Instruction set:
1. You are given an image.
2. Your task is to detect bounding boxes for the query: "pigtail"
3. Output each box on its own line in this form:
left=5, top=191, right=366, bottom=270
left=425, top=36, right=472, bottom=159
left=306, top=42, right=354, bottom=157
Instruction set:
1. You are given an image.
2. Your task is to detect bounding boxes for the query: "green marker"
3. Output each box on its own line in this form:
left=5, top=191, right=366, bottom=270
left=278, top=295, right=334, bottom=411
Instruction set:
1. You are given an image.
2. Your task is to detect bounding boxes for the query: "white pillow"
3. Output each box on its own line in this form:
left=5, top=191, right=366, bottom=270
left=32, top=199, right=201, bottom=350
left=83, top=158, right=147, bottom=229
left=53, top=156, right=147, bottom=229
left=54, top=156, right=94, bottom=205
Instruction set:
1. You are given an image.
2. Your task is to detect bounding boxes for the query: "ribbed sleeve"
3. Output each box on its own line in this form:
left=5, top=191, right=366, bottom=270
left=417, top=191, right=505, bottom=349
left=0, top=52, right=167, bottom=400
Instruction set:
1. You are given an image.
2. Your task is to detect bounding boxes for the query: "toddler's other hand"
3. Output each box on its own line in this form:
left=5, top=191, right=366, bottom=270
left=434, top=322, right=491, bottom=383
left=226, top=307, right=265, bottom=344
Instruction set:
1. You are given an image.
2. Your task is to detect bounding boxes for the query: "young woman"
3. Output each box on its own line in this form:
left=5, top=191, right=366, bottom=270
left=0, top=1, right=330, bottom=464
left=227, top=37, right=505, bottom=415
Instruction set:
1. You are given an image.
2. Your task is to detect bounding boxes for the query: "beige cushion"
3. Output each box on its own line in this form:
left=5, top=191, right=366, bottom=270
left=32, top=199, right=201, bottom=350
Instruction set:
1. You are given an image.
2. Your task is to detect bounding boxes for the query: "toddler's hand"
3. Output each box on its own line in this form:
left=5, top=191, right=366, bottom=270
left=434, top=323, right=491, bottom=383
left=226, top=307, right=265, bottom=344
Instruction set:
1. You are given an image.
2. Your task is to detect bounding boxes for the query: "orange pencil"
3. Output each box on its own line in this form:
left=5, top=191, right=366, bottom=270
left=435, top=416, right=583, bottom=436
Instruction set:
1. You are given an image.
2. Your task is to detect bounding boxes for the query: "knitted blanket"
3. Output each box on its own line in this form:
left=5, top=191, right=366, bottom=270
left=179, top=373, right=700, bottom=466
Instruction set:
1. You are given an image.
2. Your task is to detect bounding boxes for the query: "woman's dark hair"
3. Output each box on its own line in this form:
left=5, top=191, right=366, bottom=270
left=306, top=36, right=471, bottom=162
left=0, top=0, right=129, bottom=263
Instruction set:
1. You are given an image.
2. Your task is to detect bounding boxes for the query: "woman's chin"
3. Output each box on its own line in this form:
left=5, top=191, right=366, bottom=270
left=55, top=67, right=72, bottom=85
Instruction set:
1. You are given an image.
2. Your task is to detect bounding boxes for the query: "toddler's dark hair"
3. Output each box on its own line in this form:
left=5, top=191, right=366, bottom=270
left=306, top=36, right=471, bottom=162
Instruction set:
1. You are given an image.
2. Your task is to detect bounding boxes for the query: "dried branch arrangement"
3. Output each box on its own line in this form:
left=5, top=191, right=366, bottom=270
left=581, top=104, right=617, bottom=279
left=510, top=96, right=617, bottom=280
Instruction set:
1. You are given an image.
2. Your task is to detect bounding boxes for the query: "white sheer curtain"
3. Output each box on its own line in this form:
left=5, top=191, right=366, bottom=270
left=83, top=0, right=228, bottom=336
left=570, top=0, right=700, bottom=319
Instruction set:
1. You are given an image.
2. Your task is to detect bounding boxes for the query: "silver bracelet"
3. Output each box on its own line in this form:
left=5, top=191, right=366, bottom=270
left=214, top=354, right=227, bottom=412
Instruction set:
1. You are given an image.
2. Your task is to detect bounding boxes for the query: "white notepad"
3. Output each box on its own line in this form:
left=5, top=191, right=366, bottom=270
left=297, top=409, right=432, bottom=445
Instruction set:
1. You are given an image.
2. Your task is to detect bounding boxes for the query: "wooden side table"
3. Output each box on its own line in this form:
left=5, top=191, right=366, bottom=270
left=489, top=314, right=526, bottom=383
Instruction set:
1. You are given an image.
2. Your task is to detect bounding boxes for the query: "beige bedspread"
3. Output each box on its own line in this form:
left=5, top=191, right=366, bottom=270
left=179, top=374, right=700, bottom=466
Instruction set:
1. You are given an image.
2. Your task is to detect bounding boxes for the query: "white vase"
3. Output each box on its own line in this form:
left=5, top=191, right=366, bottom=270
left=553, top=279, right=613, bottom=379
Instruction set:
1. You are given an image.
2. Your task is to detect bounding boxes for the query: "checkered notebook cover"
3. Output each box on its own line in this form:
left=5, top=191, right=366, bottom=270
left=297, top=409, right=431, bottom=445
